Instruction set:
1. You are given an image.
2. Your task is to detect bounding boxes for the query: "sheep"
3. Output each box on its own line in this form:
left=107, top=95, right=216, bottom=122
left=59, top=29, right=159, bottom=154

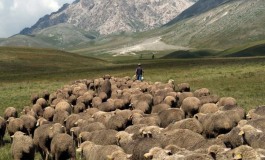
left=238, top=124, right=265, bottom=149
left=130, top=101, right=151, bottom=114
left=79, top=129, right=118, bottom=145
left=114, top=99, right=128, bottom=110
left=144, top=147, right=172, bottom=160
left=32, top=103, right=44, bottom=117
left=161, top=129, right=205, bottom=149
left=199, top=103, right=219, bottom=114
left=153, top=96, right=165, bottom=105
left=181, top=97, right=201, bottom=118
left=124, top=124, right=148, bottom=139
left=199, top=94, right=220, bottom=105
left=139, top=125, right=163, bottom=138
left=217, top=126, right=244, bottom=149
left=98, top=101, right=116, bottom=112
left=33, top=123, right=65, bottom=160
left=53, top=110, right=69, bottom=125
left=246, top=105, right=265, bottom=120
left=106, top=113, right=132, bottom=131
left=243, top=117, right=265, bottom=132
left=92, top=97, right=102, bottom=108
left=50, top=133, right=76, bottom=160
left=177, top=92, right=194, bottom=107
left=106, top=150, right=132, bottom=160
left=98, top=91, right=108, bottom=102
left=194, top=88, right=210, bottom=97
left=164, top=118, right=203, bottom=134
left=20, top=114, right=37, bottom=136
left=78, top=122, right=106, bottom=133
left=132, top=113, right=161, bottom=126
left=4, top=106, right=18, bottom=120
left=7, top=117, right=26, bottom=140
left=36, top=117, right=50, bottom=126
left=43, top=106, right=55, bottom=121
left=130, top=93, right=153, bottom=106
left=36, top=97, right=48, bottom=108
left=64, top=114, right=81, bottom=133
left=78, top=142, right=126, bottom=160
left=163, top=96, right=177, bottom=107
left=177, top=83, right=190, bottom=92
left=11, top=131, right=35, bottom=160
left=92, top=111, right=113, bottom=126
left=195, top=112, right=234, bottom=138
left=217, top=97, right=237, bottom=107
left=231, top=145, right=262, bottom=160
left=72, top=102, right=86, bottom=114
left=116, top=131, right=135, bottom=153
left=0, top=117, right=6, bottom=145
left=30, top=93, right=39, bottom=104
left=132, top=137, right=162, bottom=160
left=151, top=103, right=171, bottom=114
left=99, top=76, right=112, bottom=98
left=207, top=145, right=232, bottom=160
left=55, top=101, right=72, bottom=114
left=158, top=108, right=185, bottom=128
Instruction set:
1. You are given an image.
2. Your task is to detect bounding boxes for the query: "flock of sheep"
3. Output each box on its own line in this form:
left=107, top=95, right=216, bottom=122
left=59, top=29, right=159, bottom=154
left=1, top=74, right=265, bottom=160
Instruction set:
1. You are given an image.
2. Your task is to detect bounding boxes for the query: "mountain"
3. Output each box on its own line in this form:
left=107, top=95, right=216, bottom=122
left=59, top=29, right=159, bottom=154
left=165, top=0, right=232, bottom=25
left=20, top=0, right=197, bottom=35
left=159, top=0, right=265, bottom=50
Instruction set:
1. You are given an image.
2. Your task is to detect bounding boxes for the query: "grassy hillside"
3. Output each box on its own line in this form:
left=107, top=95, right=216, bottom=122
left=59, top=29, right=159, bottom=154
left=0, top=47, right=265, bottom=159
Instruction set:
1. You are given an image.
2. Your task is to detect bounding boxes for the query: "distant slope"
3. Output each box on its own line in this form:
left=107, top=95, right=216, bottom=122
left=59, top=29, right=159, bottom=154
left=0, top=47, right=107, bottom=79
left=160, top=0, right=265, bottom=50
left=166, top=0, right=232, bottom=25
left=225, top=43, right=265, bottom=57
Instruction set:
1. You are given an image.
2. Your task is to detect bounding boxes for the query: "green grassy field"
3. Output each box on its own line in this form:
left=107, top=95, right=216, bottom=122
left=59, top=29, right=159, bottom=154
left=0, top=47, right=265, bottom=159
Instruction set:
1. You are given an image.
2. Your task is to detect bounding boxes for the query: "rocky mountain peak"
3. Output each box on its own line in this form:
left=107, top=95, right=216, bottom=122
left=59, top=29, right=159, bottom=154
left=20, top=0, right=197, bottom=35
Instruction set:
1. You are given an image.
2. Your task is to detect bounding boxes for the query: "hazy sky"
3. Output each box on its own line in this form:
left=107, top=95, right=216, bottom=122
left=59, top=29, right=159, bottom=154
left=0, top=0, right=75, bottom=38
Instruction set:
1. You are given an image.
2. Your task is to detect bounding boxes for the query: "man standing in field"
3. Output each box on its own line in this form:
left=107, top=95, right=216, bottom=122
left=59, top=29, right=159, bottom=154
left=136, top=63, right=144, bottom=81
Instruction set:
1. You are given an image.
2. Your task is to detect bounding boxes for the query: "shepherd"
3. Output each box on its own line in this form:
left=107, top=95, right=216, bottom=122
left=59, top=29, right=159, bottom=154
left=135, top=63, right=144, bottom=81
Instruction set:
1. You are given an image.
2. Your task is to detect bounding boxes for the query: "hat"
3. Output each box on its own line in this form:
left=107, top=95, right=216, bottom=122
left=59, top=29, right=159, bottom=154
left=138, top=63, right=141, bottom=66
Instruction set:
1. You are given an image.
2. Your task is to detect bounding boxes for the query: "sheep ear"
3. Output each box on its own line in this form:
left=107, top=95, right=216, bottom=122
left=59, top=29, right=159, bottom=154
left=129, top=133, right=134, bottom=137
left=127, top=154, right=132, bottom=158
left=50, top=127, right=53, bottom=130
left=165, top=149, right=172, bottom=155
left=144, top=153, right=152, bottom=159
left=238, top=130, right=244, bottom=135
left=76, top=148, right=82, bottom=153
left=234, top=153, right=242, bottom=160
left=106, top=155, right=113, bottom=160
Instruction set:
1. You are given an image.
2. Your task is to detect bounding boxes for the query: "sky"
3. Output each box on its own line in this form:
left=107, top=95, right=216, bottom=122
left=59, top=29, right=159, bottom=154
left=0, top=0, right=75, bottom=38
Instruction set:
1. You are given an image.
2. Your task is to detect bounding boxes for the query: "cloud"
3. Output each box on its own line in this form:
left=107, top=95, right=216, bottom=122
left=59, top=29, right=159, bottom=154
left=0, top=0, right=75, bottom=38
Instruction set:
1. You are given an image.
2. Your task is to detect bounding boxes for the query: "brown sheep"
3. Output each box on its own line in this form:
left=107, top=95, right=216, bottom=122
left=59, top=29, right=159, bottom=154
left=50, top=133, right=76, bottom=160
left=161, top=129, right=205, bottom=149
left=64, top=114, right=81, bottom=133
left=30, top=93, right=39, bottom=104
left=158, top=108, right=185, bottom=128
left=106, top=114, right=132, bottom=131
left=194, top=88, right=210, bottom=97
left=32, top=104, right=44, bottom=117
left=177, top=92, right=194, bottom=107
left=92, top=97, right=102, bottom=108
left=4, top=107, right=18, bottom=120
left=53, top=110, right=69, bottom=125
left=7, top=117, right=26, bottom=140
left=98, top=101, right=116, bottom=112
left=151, top=103, right=171, bottom=114
left=0, top=116, right=6, bottom=145
left=79, top=129, right=118, bottom=145
left=195, top=112, right=235, bottom=138
left=33, top=123, right=65, bottom=160
left=144, top=147, right=172, bottom=160
left=43, top=106, right=55, bottom=121
left=153, top=95, right=165, bottom=105
left=55, top=101, right=72, bottom=114
left=36, top=97, right=48, bottom=108
left=73, top=102, right=86, bottom=114
left=246, top=105, right=265, bottom=120
left=177, top=83, right=190, bottom=92
left=199, top=103, right=219, bottom=114
left=217, top=126, right=244, bottom=149
left=20, top=114, right=37, bottom=136
left=163, top=96, right=177, bottom=107
left=164, top=118, right=203, bottom=134
left=199, top=94, right=219, bottom=105
left=131, top=101, right=151, bottom=114
left=181, top=97, right=201, bottom=118
left=11, top=131, right=35, bottom=160
left=78, top=141, right=127, bottom=160
left=217, top=97, right=237, bottom=107
left=99, top=77, right=112, bottom=98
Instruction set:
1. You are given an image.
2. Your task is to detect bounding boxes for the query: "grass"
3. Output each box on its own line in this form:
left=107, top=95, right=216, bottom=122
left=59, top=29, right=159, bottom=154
left=0, top=47, right=265, bottom=159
